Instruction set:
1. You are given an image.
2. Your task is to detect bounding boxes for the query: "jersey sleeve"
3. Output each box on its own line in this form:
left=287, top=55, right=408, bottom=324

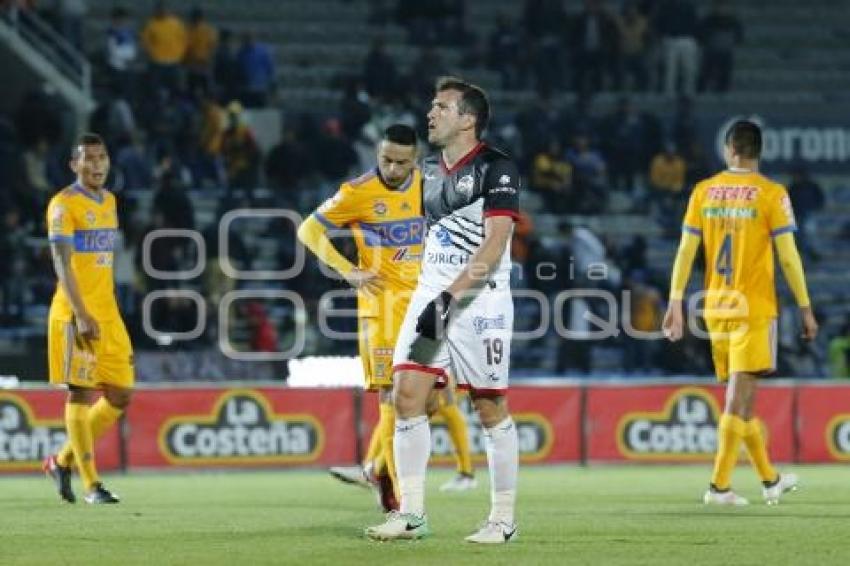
left=312, top=183, right=360, bottom=229
left=46, top=196, right=75, bottom=243
left=682, top=187, right=703, bottom=236
left=766, top=185, right=798, bottom=237
left=482, top=159, right=521, bottom=219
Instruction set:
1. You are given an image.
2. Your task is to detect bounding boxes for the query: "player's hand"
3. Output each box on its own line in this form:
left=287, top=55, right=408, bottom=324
left=74, top=311, right=100, bottom=342
left=800, top=306, right=818, bottom=342
left=662, top=301, right=684, bottom=342
left=344, top=268, right=382, bottom=296
left=415, top=291, right=456, bottom=341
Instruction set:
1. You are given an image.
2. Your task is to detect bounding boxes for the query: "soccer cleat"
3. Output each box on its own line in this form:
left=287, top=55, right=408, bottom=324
left=465, top=520, right=518, bottom=544
left=763, top=472, right=799, bottom=505
left=43, top=455, right=76, bottom=504
left=365, top=511, right=430, bottom=541
left=328, top=465, right=371, bottom=489
left=439, top=473, right=478, bottom=492
left=703, top=488, right=749, bottom=506
left=84, top=483, right=120, bottom=504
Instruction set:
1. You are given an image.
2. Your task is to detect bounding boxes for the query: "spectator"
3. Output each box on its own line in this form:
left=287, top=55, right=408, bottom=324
left=221, top=101, right=260, bottom=190
left=648, top=141, right=687, bottom=232
left=600, top=96, right=650, bottom=191
left=788, top=164, right=825, bottom=261
left=0, top=205, right=28, bottom=323
left=614, top=1, right=649, bottom=91
left=115, top=132, right=154, bottom=190
left=49, top=0, right=87, bottom=50
left=656, top=0, right=699, bottom=96
left=184, top=7, right=218, bottom=95
left=244, top=302, right=279, bottom=353
left=531, top=137, right=573, bottom=213
left=362, top=38, right=398, bottom=100
left=566, top=133, right=608, bottom=213
left=152, top=152, right=195, bottom=231
left=213, top=28, right=242, bottom=104
left=568, top=0, right=620, bottom=94
left=265, top=125, right=316, bottom=207
left=698, top=0, right=743, bottom=93
left=141, top=1, right=188, bottom=96
left=339, top=79, right=372, bottom=140
left=622, top=272, right=662, bottom=373
left=488, top=14, right=523, bottom=89
left=236, top=31, right=275, bottom=107
left=828, top=319, right=850, bottom=379
left=194, top=94, right=226, bottom=188
left=314, top=118, right=358, bottom=182
left=515, top=91, right=566, bottom=168
left=105, top=6, right=138, bottom=98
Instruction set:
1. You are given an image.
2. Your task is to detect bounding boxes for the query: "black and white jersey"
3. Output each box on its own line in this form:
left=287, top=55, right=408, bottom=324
left=418, top=142, right=521, bottom=290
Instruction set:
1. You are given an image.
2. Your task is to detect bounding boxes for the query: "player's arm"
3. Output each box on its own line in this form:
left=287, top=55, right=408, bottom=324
left=446, top=216, right=513, bottom=298
left=296, top=213, right=381, bottom=295
left=662, top=229, right=701, bottom=342
left=774, top=232, right=818, bottom=340
left=49, top=241, right=100, bottom=340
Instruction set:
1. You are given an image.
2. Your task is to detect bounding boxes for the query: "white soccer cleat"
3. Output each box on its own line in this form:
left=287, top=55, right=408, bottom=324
left=763, top=473, right=799, bottom=505
left=365, top=511, right=430, bottom=541
left=439, top=473, right=478, bottom=492
left=703, top=488, right=749, bottom=506
left=465, top=520, right=518, bottom=544
left=328, top=465, right=371, bottom=489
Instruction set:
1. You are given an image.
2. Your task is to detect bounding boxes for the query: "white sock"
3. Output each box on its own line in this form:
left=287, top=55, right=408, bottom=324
left=394, top=415, right=430, bottom=516
left=485, top=416, right=518, bottom=525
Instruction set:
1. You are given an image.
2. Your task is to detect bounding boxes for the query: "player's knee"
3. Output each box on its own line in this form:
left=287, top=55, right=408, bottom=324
left=392, top=381, right=425, bottom=419
left=103, top=387, right=133, bottom=410
left=67, top=385, right=93, bottom=404
left=472, top=395, right=508, bottom=428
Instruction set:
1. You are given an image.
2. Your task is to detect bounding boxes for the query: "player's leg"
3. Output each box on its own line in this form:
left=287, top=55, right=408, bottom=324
left=465, top=392, right=519, bottom=544
left=702, top=320, right=748, bottom=505
left=732, top=319, right=798, bottom=504
left=365, top=368, right=436, bottom=541
left=432, top=386, right=475, bottom=492
left=376, top=386, right=398, bottom=502
left=80, top=319, right=134, bottom=504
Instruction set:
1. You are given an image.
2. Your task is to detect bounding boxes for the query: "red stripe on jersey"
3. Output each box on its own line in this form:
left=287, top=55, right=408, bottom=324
left=456, top=383, right=507, bottom=396
left=441, top=142, right=486, bottom=175
left=484, top=209, right=520, bottom=220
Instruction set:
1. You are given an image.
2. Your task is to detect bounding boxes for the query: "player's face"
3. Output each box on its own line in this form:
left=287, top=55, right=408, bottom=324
left=427, top=89, right=471, bottom=146
left=377, top=141, right=416, bottom=188
left=70, top=143, right=110, bottom=190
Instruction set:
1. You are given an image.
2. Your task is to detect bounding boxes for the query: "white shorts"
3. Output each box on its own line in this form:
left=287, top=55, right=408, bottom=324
left=392, top=284, right=513, bottom=393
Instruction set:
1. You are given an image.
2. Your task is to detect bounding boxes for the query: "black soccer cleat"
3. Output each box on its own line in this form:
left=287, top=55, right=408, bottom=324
left=84, top=483, right=120, bottom=504
left=43, top=455, right=76, bottom=504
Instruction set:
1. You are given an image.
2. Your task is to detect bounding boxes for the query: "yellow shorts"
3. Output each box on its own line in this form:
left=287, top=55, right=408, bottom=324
left=706, top=317, right=777, bottom=382
left=48, top=317, right=135, bottom=389
left=358, top=300, right=407, bottom=391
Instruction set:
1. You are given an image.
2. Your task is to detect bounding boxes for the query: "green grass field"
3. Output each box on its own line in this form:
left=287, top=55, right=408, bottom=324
left=1, top=465, right=848, bottom=565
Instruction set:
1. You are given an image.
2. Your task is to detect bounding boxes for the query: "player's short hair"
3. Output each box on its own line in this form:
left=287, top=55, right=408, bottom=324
left=435, top=76, right=490, bottom=138
left=725, top=120, right=762, bottom=159
left=383, top=124, right=416, bottom=147
left=71, top=132, right=106, bottom=159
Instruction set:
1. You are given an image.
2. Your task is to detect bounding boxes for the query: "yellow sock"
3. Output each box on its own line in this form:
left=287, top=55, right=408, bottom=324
left=437, top=401, right=473, bottom=476
left=65, top=403, right=99, bottom=490
left=743, top=418, right=778, bottom=483
left=56, top=397, right=124, bottom=468
left=363, top=423, right=381, bottom=467
left=378, top=402, right=397, bottom=496
left=710, top=413, right=746, bottom=490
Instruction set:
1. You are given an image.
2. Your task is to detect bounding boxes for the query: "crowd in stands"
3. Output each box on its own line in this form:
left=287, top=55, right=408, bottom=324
left=0, top=0, right=843, bottom=379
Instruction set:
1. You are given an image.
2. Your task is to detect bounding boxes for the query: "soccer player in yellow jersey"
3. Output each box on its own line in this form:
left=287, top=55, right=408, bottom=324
left=297, top=124, right=475, bottom=511
left=663, top=120, right=818, bottom=505
left=42, top=133, right=134, bottom=504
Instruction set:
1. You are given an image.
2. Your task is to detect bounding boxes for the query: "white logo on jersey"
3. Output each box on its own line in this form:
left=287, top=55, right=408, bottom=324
left=457, top=174, right=474, bottom=197
left=499, top=174, right=511, bottom=185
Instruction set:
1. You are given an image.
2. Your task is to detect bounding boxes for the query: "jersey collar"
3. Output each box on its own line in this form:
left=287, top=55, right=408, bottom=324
left=72, top=182, right=105, bottom=204
left=440, top=141, right=485, bottom=175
